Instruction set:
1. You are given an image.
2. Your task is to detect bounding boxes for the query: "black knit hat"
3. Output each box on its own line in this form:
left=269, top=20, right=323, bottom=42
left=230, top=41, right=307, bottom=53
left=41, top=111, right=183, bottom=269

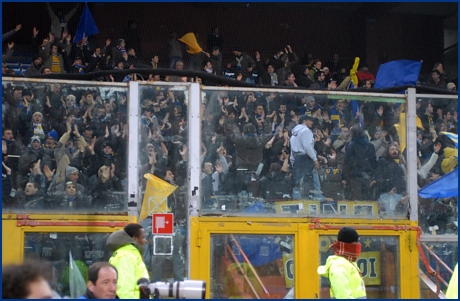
left=337, top=227, right=359, bottom=243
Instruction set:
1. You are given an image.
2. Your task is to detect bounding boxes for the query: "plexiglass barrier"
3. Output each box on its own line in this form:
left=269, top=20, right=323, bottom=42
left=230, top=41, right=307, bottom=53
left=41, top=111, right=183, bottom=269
left=416, top=95, right=458, bottom=235
left=2, top=78, right=457, bottom=227
left=209, top=234, right=294, bottom=299
left=199, top=87, right=413, bottom=218
left=2, top=79, right=129, bottom=214
left=136, top=83, right=190, bottom=282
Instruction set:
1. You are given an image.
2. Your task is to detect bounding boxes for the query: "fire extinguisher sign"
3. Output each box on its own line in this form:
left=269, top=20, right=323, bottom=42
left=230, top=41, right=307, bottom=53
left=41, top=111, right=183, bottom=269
left=152, top=213, right=174, bottom=235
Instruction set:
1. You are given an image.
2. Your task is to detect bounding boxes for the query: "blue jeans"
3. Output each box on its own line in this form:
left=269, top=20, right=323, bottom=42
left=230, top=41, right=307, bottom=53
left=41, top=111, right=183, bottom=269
left=291, top=154, right=314, bottom=197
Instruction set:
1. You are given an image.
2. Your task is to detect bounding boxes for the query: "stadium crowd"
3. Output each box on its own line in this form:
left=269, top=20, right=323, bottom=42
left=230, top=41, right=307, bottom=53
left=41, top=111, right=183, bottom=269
left=1, top=4, right=458, bottom=298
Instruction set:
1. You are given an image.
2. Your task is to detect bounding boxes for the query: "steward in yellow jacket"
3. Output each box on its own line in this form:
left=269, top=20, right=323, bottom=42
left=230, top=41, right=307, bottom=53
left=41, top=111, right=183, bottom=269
left=446, top=263, right=458, bottom=299
left=318, top=227, right=367, bottom=299
left=107, top=223, right=149, bottom=299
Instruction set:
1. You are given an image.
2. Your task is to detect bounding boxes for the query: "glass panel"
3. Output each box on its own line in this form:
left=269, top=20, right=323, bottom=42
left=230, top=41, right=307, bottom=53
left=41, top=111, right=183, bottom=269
left=23, top=232, right=112, bottom=297
left=200, top=88, right=408, bottom=218
left=136, top=83, right=189, bottom=282
left=416, top=95, right=458, bottom=236
left=319, top=235, right=400, bottom=299
left=2, top=80, right=129, bottom=214
left=419, top=241, right=458, bottom=298
left=210, top=234, right=294, bottom=299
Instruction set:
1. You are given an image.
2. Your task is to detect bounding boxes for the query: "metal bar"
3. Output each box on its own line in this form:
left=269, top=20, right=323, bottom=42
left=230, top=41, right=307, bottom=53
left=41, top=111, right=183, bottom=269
left=420, top=234, right=459, bottom=242
left=407, top=88, right=418, bottom=221
left=225, top=243, right=261, bottom=299
left=414, top=93, right=458, bottom=99
left=17, top=220, right=127, bottom=227
left=2, top=77, right=128, bottom=87
left=418, top=269, right=447, bottom=299
left=128, top=81, right=140, bottom=218
left=421, top=243, right=454, bottom=274
left=230, top=234, right=271, bottom=298
left=202, top=86, right=407, bottom=99
left=188, top=82, right=202, bottom=217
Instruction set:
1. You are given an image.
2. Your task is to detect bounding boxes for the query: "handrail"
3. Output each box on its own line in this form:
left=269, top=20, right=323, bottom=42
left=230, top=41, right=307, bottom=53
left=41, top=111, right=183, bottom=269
left=416, top=227, right=454, bottom=297
left=224, top=243, right=261, bottom=299
left=230, top=234, right=271, bottom=298
left=421, top=243, right=454, bottom=274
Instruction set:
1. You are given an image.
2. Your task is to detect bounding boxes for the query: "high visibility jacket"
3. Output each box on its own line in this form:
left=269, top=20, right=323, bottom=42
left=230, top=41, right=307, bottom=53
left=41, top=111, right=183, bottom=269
left=109, top=244, right=149, bottom=299
left=446, top=263, right=458, bottom=299
left=318, top=255, right=367, bottom=299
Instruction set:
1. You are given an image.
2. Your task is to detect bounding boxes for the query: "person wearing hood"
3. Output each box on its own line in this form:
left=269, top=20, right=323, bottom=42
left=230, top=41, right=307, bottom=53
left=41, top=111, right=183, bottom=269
left=18, top=135, right=52, bottom=176
left=289, top=115, right=318, bottom=198
left=317, top=227, right=366, bottom=299
left=343, top=125, right=376, bottom=201
left=106, top=223, right=149, bottom=299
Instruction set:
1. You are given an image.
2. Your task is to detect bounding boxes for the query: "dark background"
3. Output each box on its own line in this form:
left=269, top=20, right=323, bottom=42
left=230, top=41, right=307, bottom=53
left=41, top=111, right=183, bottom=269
left=2, top=2, right=458, bottom=82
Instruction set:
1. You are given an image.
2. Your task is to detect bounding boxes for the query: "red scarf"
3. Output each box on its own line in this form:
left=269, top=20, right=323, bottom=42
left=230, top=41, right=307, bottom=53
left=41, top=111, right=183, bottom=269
left=330, top=240, right=361, bottom=262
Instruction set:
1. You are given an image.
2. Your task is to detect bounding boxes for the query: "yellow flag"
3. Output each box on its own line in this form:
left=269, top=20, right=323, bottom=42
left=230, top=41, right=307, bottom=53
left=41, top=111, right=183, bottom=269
left=350, top=57, right=360, bottom=86
left=139, top=173, right=177, bottom=221
left=395, top=112, right=406, bottom=153
left=179, top=32, right=203, bottom=54
left=416, top=116, right=424, bottom=130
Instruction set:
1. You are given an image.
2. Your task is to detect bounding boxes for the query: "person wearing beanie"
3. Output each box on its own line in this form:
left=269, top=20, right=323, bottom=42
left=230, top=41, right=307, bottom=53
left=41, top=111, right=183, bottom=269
left=23, top=111, right=52, bottom=148
left=47, top=165, right=86, bottom=197
left=317, top=227, right=366, bottom=299
left=55, top=180, right=89, bottom=210
left=18, top=134, right=52, bottom=176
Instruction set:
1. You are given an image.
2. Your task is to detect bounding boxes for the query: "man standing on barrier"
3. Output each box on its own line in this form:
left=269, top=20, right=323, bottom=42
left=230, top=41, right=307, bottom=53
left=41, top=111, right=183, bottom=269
left=106, top=223, right=149, bottom=299
left=290, top=114, right=319, bottom=198
left=317, top=227, right=366, bottom=299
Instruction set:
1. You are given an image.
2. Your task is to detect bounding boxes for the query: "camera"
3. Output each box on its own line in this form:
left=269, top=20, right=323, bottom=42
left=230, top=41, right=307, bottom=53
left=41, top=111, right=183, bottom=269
left=138, top=278, right=206, bottom=299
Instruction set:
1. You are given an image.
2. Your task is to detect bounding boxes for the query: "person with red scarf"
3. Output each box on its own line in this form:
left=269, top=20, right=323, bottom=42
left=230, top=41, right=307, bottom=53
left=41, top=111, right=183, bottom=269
left=317, top=227, right=367, bottom=299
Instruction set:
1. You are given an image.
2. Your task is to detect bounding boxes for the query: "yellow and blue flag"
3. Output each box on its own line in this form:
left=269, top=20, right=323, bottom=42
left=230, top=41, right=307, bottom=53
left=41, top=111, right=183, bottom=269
left=440, top=131, right=458, bottom=149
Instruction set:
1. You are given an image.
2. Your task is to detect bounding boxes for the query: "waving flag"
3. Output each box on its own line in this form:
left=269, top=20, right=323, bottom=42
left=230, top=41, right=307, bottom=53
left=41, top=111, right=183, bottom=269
left=440, top=131, right=458, bottom=148
left=74, top=3, right=99, bottom=44
left=179, top=32, right=203, bottom=54
left=374, top=60, right=422, bottom=88
left=418, top=168, right=458, bottom=198
left=139, top=173, right=177, bottom=221
left=349, top=57, right=360, bottom=86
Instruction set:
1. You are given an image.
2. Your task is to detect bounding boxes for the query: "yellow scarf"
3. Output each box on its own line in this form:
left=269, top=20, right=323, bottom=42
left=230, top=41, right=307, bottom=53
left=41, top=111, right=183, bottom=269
left=51, top=54, right=61, bottom=73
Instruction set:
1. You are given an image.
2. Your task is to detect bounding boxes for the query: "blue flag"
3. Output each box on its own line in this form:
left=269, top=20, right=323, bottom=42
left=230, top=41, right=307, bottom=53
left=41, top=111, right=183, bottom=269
left=374, top=60, right=422, bottom=88
left=418, top=168, right=458, bottom=199
left=74, top=4, right=98, bottom=44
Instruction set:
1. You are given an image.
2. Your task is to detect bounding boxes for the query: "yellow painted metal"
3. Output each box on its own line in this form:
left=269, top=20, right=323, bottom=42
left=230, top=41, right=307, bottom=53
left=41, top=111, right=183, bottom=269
left=189, top=216, right=421, bottom=299
left=2, top=214, right=130, bottom=265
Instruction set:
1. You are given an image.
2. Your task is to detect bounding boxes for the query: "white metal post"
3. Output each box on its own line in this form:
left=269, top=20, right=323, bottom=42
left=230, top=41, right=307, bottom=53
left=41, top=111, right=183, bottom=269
left=128, top=81, right=140, bottom=216
left=406, top=88, right=418, bottom=221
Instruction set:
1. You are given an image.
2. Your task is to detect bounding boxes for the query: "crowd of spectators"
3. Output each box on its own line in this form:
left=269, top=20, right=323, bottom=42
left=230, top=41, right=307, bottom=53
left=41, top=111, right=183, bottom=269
left=2, top=6, right=458, bottom=233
